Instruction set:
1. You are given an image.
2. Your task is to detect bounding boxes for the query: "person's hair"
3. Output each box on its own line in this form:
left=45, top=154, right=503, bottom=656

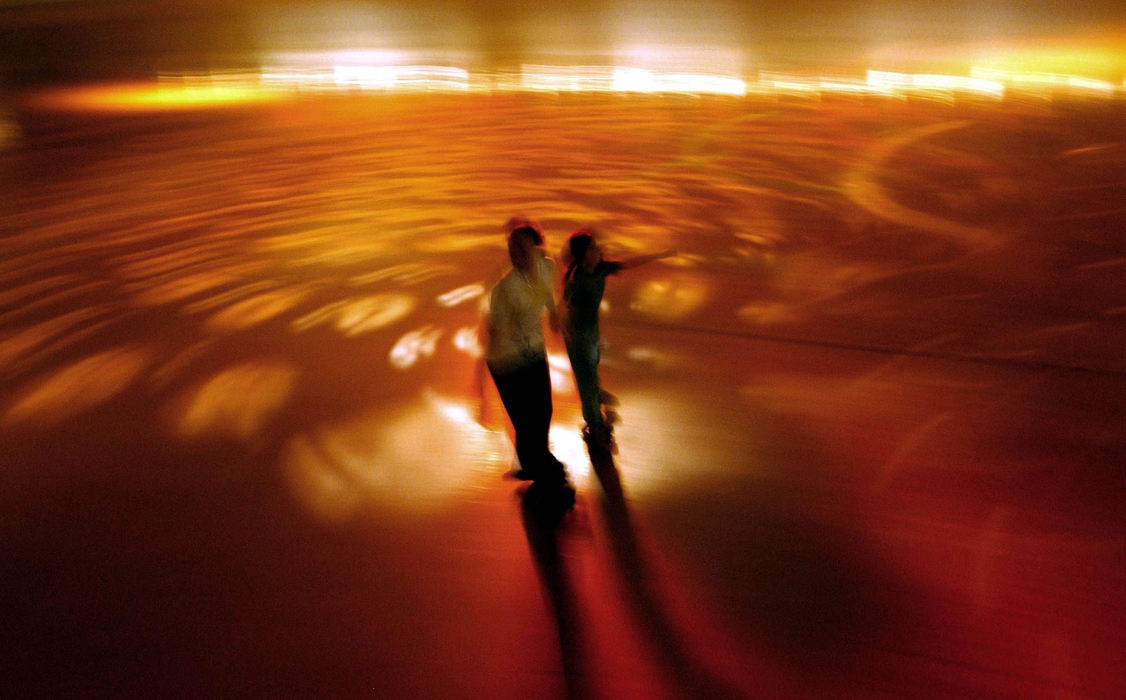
left=564, top=228, right=594, bottom=282
left=509, top=224, right=543, bottom=247
left=507, top=224, right=544, bottom=267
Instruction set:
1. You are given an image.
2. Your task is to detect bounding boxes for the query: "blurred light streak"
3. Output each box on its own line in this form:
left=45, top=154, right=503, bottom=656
left=116, top=245, right=228, bottom=281
left=292, top=294, right=417, bottom=336
left=206, top=288, right=312, bottom=332
left=752, top=73, right=894, bottom=98
left=436, top=283, right=484, bottom=308
left=0, top=280, right=111, bottom=326
left=970, top=67, right=1117, bottom=96
left=519, top=64, right=617, bottom=92
left=31, top=78, right=281, bottom=112
left=261, top=50, right=472, bottom=92
left=0, top=274, right=81, bottom=308
left=866, top=70, right=1005, bottom=99
left=282, top=390, right=497, bottom=520
left=625, top=68, right=746, bottom=95
left=817, top=79, right=893, bottom=97
left=389, top=326, right=442, bottom=369
left=0, top=309, right=104, bottom=369
left=350, top=263, right=455, bottom=286
left=333, top=65, right=469, bottom=91
left=131, top=271, right=241, bottom=307
left=612, top=67, right=659, bottom=93
left=758, top=74, right=819, bottom=95
left=268, top=49, right=409, bottom=69
left=737, top=301, right=800, bottom=326
left=149, top=340, right=214, bottom=389
left=3, top=346, right=150, bottom=428
left=5, top=319, right=116, bottom=380
left=27, top=61, right=1126, bottom=112
left=175, top=361, right=298, bottom=441
left=842, top=119, right=1002, bottom=249
left=413, top=233, right=500, bottom=254
left=965, top=39, right=1126, bottom=82
left=520, top=65, right=746, bottom=95
left=182, top=282, right=279, bottom=314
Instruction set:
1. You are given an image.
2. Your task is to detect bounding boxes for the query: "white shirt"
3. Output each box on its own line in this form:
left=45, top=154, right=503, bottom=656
left=485, top=254, right=556, bottom=372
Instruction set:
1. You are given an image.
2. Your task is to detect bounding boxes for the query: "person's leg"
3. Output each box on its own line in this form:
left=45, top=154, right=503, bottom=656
left=566, top=340, right=604, bottom=433
left=491, top=359, right=565, bottom=483
left=567, top=336, right=616, bottom=457
left=524, top=358, right=568, bottom=484
left=491, top=363, right=538, bottom=478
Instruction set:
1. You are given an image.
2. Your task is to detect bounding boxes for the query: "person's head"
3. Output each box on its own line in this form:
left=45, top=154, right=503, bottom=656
left=575, top=226, right=604, bottom=261
left=565, top=227, right=600, bottom=280
left=507, top=224, right=543, bottom=272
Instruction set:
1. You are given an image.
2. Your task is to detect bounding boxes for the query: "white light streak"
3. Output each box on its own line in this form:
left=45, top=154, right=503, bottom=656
left=436, top=283, right=484, bottom=308
left=866, top=70, right=1005, bottom=98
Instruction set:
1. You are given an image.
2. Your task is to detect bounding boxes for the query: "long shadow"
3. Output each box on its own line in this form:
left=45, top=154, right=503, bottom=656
left=519, top=483, right=589, bottom=699
left=585, top=441, right=748, bottom=699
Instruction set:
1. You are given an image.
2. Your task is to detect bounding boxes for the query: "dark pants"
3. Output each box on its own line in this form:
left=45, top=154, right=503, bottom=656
left=565, top=335, right=604, bottom=432
left=489, top=357, right=566, bottom=483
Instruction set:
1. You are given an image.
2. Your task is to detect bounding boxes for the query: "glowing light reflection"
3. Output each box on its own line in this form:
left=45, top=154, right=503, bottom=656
left=389, top=326, right=442, bottom=369
left=3, top=346, right=150, bottom=428
left=737, top=302, right=800, bottom=326
left=176, top=361, right=298, bottom=441
left=629, top=276, right=710, bottom=320
left=436, top=283, right=484, bottom=308
left=350, top=264, right=455, bottom=286
left=549, top=425, right=589, bottom=482
left=292, top=294, right=417, bottom=336
left=132, top=271, right=240, bottom=307
left=33, top=79, right=280, bottom=112
left=29, top=60, right=1126, bottom=113
left=206, top=288, right=312, bottom=332
left=600, top=390, right=725, bottom=497
left=282, top=391, right=498, bottom=520
left=520, top=65, right=747, bottom=95
left=452, top=326, right=481, bottom=357
left=333, top=65, right=469, bottom=91
left=866, top=70, right=1005, bottom=98
left=0, top=309, right=104, bottom=368
left=547, top=352, right=575, bottom=395
left=970, top=67, right=1117, bottom=95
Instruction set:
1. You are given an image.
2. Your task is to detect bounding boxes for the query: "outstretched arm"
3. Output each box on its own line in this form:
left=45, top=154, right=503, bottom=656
left=619, top=248, right=677, bottom=270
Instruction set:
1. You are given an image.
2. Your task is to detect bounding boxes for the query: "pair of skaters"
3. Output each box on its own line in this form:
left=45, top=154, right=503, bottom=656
left=477, top=218, right=674, bottom=495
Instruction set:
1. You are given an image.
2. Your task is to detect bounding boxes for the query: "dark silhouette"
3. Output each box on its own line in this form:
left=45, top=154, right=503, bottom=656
left=477, top=219, right=573, bottom=498
left=561, top=226, right=674, bottom=452
left=519, top=483, right=589, bottom=699
left=584, top=441, right=746, bottom=699
left=519, top=419, right=748, bottom=698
